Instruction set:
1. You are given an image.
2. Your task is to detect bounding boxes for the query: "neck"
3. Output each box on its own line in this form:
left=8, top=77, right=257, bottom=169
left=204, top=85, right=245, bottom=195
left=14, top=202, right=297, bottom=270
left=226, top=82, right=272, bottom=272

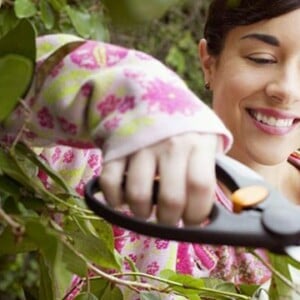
left=227, top=150, right=299, bottom=204
left=229, top=153, right=293, bottom=190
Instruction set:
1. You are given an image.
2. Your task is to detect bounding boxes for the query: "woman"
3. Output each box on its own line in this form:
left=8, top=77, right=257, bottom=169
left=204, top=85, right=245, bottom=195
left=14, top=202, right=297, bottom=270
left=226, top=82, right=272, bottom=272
left=2, top=0, right=300, bottom=298
left=100, top=0, right=300, bottom=298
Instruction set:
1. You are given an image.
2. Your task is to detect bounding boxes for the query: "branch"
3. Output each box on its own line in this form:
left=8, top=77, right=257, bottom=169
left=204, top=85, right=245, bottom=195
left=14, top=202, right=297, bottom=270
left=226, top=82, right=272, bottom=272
left=250, top=250, right=300, bottom=295
left=0, top=206, right=24, bottom=235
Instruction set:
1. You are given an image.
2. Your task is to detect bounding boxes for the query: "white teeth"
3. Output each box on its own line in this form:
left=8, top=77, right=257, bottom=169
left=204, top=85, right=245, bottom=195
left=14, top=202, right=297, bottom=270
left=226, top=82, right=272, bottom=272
left=252, top=111, right=294, bottom=127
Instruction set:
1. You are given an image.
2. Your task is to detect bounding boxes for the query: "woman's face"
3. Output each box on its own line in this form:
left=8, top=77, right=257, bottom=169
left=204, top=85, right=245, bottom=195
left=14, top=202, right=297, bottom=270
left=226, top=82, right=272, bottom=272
left=200, top=9, right=300, bottom=168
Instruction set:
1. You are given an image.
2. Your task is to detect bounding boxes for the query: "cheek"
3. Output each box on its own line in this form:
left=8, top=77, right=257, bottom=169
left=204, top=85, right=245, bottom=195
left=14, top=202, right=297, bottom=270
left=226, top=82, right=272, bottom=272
left=212, top=75, right=243, bottom=124
left=212, top=68, right=264, bottom=123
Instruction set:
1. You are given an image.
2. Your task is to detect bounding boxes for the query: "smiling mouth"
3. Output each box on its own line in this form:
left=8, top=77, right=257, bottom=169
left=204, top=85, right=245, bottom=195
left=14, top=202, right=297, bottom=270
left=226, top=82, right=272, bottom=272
left=247, top=109, right=299, bottom=128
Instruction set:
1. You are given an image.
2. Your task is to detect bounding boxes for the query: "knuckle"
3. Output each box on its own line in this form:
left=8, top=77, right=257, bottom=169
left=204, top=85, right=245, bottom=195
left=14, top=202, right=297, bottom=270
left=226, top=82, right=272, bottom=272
left=159, top=192, right=185, bottom=211
left=126, top=187, right=150, bottom=205
left=188, top=175, right=215, bottom=193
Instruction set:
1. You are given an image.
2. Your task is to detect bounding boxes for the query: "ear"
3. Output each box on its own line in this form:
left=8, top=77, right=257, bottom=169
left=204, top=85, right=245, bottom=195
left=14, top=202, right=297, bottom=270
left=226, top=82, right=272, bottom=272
left=198, top=39, right=217, bottom=87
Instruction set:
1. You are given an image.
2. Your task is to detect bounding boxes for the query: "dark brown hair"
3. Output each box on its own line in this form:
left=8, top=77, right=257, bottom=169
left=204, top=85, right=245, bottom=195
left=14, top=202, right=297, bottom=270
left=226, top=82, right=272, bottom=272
left=204, top=0, right=300, bottom=56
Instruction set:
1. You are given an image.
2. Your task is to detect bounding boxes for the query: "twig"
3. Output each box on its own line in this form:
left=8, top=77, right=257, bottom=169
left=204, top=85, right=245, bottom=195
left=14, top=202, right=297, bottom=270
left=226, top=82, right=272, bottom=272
left=0, top=206, right=24, bottom=235
left=58, top=238, right=251, bottom=299
left=250, top=250, right=300, bottom=294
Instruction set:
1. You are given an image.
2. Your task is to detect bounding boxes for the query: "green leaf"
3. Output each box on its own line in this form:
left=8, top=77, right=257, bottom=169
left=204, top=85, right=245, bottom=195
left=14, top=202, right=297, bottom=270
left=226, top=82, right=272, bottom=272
left=67, top=229, right=121, bottom=270
left=0, top=147, right=31, bottom=187
left=40, top=0, right=55, bottom=30
left=0, top=19, right=36, bottom=63
left=166, top=46, right=186, bottom=74
left=74, top=292, right=99, bottom=300
left=90, top=218, right=114, bottom=247
left=0, top=226, right=37, bottom=255
left=286, top=253, right=300, bottom=270
left=18, top=196, right=45, bottom=213
left=215, top=282, right=237, bottom=293
left=0, top=55, right=33, bottom=121
left=26, top=219, right=72, bottom=299
left=13, top=149, right=38, bottom=179
left=100, top=284, right=123, bottom=300
left=2, top=194, right=40, bottom=218
left=159, top=269, right=204, bottom=297
left=14, top=0, right=37, bottom=18
left=268, top=252, right=294, bottom=299
left=160, top=269, right=205, bottom=290
left=84, top=278, right=109, bottom=298
left=90, top=12, right=110, bottom=42
left=49, top=0, right=67, bottom=11
left=238, top=284, right=260, bottom=296
left=0, top=8, right=19, bottom=38
left=0, top=175, right=22, bottom=197
left=39, top=254, right=54, bottom=300
left=14, top=143, right=72, bottom=193
left=62, top=243, right=88, bottom=277
left=65, top=5, right=92, bottom=38
left=140, top=292, right=162, bottom=300
left=0, top=19, right=36, bottom=119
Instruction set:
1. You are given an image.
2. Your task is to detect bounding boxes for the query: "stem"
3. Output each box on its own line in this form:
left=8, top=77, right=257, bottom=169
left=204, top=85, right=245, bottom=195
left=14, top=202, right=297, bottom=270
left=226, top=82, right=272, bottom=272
left=0, top=206, right=24, bottom=235
left=58, top=235, right=251, bottom=300
left=112, top=271, right=183, bottom=287
left=51, top=217, right=251, bottom=299
left=72, top=215, right=101, bottom=221
left=64, top=243, right=166, bottom=292
left=250, top=250, right=300, bottom=294
left=55, top=227, right=251, bottom=300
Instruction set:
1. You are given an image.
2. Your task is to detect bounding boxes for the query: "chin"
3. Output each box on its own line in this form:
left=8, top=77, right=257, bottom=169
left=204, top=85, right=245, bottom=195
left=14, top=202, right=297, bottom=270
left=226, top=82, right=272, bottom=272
left=252, top=154, right=285, bottom=166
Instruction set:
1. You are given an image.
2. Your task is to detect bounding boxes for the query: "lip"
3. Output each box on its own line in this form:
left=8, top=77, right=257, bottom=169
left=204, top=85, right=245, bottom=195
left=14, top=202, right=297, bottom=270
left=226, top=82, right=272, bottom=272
left=246, top=107, right=300, bottom=136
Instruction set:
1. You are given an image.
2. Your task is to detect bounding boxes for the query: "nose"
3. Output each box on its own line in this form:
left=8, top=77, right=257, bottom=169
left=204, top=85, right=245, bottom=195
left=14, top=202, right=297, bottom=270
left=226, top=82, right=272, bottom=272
left=265, top=65, right=300, bottom=105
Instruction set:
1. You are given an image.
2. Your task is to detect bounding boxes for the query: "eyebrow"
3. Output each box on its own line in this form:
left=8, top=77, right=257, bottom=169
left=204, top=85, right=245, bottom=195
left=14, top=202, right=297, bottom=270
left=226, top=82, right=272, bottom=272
left=240, top=33, right=280, bottom=47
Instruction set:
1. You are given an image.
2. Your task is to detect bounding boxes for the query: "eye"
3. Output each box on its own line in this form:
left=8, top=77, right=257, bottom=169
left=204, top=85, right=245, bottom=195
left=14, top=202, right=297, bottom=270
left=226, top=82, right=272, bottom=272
left=246, top=56, right=277, bottom=64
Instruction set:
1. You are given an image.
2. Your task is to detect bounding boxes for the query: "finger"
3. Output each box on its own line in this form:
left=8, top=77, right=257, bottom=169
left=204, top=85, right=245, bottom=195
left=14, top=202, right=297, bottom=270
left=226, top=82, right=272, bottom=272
left=156, top=145, right=187, bottom=225
left=183, top=135, right=218, bottom=225
left=125, top=150, right=156, bottom=219
left=99, top=158, right=126, bottom=207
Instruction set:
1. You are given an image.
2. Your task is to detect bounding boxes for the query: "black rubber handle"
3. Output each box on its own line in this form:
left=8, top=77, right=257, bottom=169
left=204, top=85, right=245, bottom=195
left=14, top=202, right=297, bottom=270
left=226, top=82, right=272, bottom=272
left=84, top=155, right=300, bottom=252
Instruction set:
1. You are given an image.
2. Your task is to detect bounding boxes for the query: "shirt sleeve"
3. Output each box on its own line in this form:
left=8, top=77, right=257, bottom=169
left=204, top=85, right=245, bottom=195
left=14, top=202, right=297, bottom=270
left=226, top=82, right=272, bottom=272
left=1, top=34, right=232, bottom=162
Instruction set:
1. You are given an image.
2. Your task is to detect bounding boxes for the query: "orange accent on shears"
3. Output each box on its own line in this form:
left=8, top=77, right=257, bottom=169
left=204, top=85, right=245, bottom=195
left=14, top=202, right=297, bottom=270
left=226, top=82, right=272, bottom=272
left=231, top=185, right=269, bottom=213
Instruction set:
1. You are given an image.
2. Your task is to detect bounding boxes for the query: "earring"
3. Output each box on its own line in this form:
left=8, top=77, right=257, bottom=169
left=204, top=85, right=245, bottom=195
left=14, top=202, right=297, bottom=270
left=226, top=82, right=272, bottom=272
left=205, top=82, right=210, bottom=90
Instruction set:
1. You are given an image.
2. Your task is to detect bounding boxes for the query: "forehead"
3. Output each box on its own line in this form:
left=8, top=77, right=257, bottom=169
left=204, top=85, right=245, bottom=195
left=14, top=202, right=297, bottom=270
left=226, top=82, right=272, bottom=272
left=224, top=8, right=300, bottom=49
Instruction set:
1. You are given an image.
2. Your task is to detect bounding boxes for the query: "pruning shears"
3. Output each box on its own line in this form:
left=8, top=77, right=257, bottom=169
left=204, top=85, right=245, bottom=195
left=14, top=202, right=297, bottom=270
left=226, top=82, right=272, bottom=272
left=84, top=155, right=300, bottom=257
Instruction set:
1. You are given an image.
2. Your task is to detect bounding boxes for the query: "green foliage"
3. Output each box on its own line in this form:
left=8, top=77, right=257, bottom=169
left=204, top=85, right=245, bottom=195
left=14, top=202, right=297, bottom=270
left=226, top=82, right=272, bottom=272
left=102, top=0, right=181, bottom=26
left=0, top=54, right=33, bottom=121
left=0, top=19, right=35, bottom=121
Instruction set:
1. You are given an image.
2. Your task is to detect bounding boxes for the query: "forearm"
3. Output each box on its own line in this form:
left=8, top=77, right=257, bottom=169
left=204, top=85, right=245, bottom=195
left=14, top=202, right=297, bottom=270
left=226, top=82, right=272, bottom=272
left=1, top=34, right=232, bottom=160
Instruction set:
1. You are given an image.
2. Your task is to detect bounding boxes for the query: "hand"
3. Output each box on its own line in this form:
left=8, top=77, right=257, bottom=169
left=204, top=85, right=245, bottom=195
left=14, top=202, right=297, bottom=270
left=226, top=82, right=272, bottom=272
left=99, top=133, right=219, bottom=226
